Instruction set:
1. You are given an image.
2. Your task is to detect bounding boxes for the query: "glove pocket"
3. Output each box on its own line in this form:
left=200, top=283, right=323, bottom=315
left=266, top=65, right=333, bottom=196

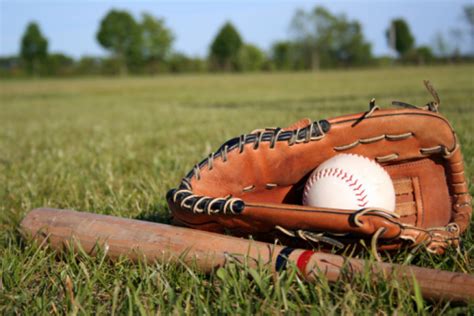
left=384, top=157, right=452, bottom=229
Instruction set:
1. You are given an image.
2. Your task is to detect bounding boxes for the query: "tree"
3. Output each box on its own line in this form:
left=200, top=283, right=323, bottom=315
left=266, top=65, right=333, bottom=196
left=0, top=56, right=22, bottom=77
left=386, top=19, right=415, bottom=57
left=236, top=44, right=265, bottom=71
left=209, top=22, right=243, bottom=71
left=432, top=32, right=452, bottom=59
left=290, top=6, right=372, bottom=70
left=402, top=46, right=434, bottom=65
left=168, top=53, right=206, bottom=73
left=20, top=22, right=48, bottom=76
left=97, top=10, right=142, bottom=75
left=450, top=28, right=463, bottom=59
left=290, top=8, right=321, bottom=70
left=327, top=16, right=372, bottom=67
left=140, top=13, right=174, bottom=72
left=44, top=53, right=74, bottom=76
left=271, top=41, right=296, bottom=70
left=464, top=5, right=474, bottom=55
left=76, top=56, right=102, bottom=75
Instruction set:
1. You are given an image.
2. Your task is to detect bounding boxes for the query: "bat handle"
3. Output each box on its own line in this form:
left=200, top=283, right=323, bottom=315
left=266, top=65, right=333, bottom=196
left=285, top=249, right=474, bottom=302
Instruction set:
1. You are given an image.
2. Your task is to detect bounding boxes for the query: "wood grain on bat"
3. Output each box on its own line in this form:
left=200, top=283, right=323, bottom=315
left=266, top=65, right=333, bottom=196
left=20, top=208, right=474, bottom=302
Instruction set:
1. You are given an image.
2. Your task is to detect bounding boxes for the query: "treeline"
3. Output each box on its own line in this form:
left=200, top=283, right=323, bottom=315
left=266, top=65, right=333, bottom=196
left=1, top=5, right=474, bottom=77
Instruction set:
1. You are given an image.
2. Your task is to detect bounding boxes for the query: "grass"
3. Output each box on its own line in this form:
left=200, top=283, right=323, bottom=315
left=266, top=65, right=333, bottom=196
left=1, top=65, right=473, bottom=314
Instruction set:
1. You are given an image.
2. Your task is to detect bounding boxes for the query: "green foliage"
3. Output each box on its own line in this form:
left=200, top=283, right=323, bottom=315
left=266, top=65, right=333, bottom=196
left=432, top=32, right=453, bottom=58
left=402, top=46, right=435, bottom=65
left=140, top=13, right=174, bottom=74
left=464, top=6, right=474, bottom=55
left=465, top=5, right=474, bottom=27
left=4, top=7, right=474, bottom=78
left=209, top=22, right=243, bottom=71
left=168, top=53, right=207, bottom=73
left=325, top=16, right=372, bottom=67
left=290, top=6, right=373, bottom=70
left=96, top=10, right=142, bottom=75
left=236, top=44, right=266, bottom=71
left=290, top=8, right=322, bottom=70
left=0, top=66, right=473, bottom=314
left=373, top=56, right=395, bottom=68
left=0, top=56, right=23, bottom=77
left=100, top=57, right=124, bottom=76
left=95, top=10, right=175, bottom=75
left=20, top=22, right=48, bottom=76
left=75, top=56, right=102, bottom=76
left=43, top=53, right=75, bottom=76
left=386, top=19, right=415, bottom=57
left=271, top=41, right=296, bottom=70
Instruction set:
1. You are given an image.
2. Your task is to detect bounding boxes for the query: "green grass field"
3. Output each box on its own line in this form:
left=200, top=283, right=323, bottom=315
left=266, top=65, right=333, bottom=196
left=1, top=65, right=473, bottom=314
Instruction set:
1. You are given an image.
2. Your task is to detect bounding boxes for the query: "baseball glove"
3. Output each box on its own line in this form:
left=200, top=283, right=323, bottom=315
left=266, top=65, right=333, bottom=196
left=167, top=81, right=472, bottom=255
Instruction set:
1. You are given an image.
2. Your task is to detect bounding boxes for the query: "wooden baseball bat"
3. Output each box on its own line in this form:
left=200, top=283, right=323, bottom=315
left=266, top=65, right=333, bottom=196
left=20, top=208, right=474, bottom=302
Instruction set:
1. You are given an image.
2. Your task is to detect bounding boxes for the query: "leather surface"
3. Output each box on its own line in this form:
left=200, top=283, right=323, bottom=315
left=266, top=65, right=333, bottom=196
left=168, top=107, right=472, bottom=253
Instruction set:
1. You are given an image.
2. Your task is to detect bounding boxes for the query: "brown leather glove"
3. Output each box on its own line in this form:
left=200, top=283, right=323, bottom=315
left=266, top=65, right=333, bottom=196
left=167, top=82, right=472, bottom=255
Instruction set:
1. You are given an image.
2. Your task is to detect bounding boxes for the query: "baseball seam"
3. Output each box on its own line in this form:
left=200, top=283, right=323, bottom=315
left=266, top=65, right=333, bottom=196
left=303, top=167, right=368, bottom=208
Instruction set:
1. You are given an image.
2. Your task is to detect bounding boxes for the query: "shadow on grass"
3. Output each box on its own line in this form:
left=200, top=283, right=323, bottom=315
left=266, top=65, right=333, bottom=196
left=134, top=202, right=173, bottom=225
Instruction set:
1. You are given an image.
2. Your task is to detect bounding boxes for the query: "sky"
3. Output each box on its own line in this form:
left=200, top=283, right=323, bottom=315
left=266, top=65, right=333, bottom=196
left=0, top=0, right=472, bottom=59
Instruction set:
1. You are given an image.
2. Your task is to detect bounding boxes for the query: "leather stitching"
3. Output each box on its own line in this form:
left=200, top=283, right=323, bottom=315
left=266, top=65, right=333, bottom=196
left=334, top=132, right=413, bottom=151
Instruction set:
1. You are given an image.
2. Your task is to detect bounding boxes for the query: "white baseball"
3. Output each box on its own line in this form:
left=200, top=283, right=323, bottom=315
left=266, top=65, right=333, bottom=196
left=302, top=154, right=395, bottom=211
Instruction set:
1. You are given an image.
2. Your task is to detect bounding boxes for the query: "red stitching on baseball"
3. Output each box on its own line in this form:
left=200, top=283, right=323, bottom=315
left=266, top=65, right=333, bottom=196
left=349, top=179, right=359, bottom=187
left=303, top=167, right=369, bottom=208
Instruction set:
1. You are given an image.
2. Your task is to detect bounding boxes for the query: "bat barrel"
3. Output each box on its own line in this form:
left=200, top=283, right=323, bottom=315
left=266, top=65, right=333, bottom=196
left=20, top=208, right=474, bottom=302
